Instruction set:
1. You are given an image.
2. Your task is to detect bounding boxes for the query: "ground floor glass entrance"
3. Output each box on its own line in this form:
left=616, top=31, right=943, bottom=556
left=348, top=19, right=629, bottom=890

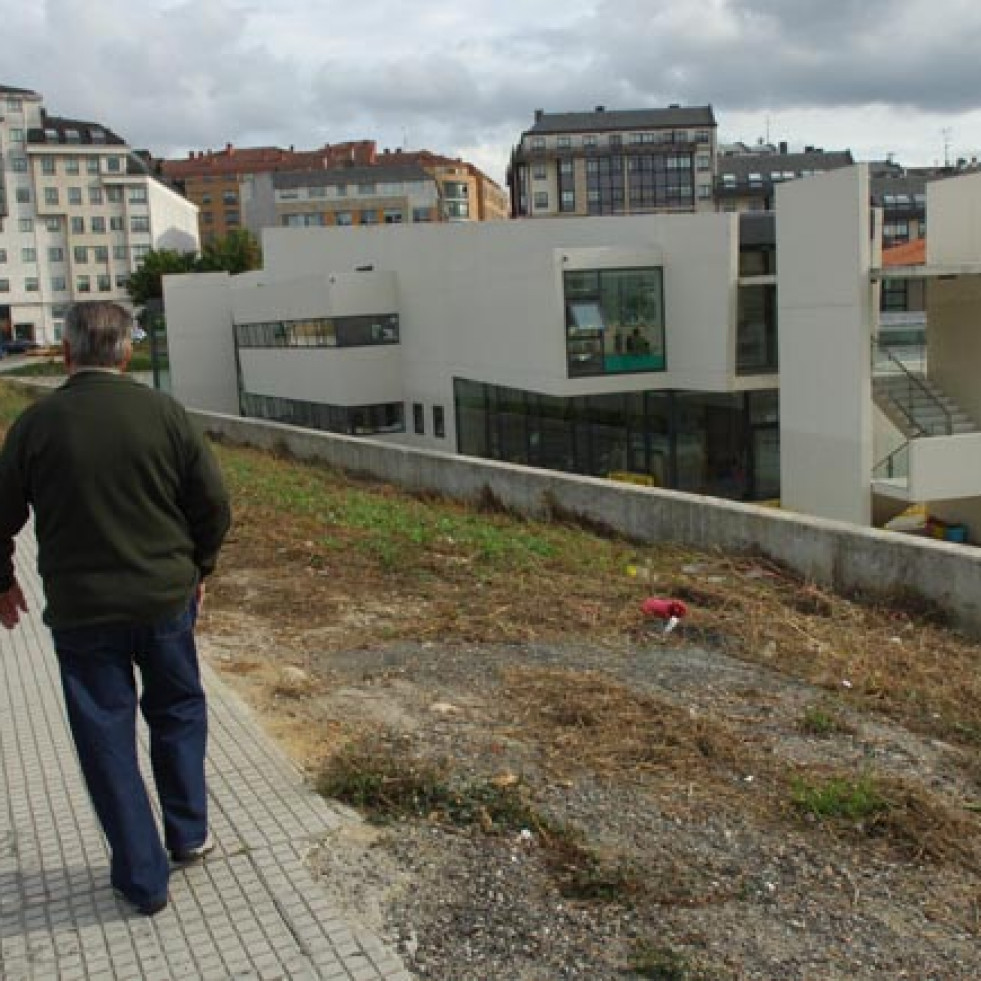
left=454, top=379, right=780, bottom=502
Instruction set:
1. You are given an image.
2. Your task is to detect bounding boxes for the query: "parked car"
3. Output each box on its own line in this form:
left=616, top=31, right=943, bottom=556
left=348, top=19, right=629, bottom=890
left=1, top=339, right=40, bottom=355
left=131, top=327, right=147, bottom=343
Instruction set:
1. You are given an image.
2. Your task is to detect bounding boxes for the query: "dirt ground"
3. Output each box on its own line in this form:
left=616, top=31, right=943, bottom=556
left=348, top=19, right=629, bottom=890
left=200, top=562, right=981, bottom=980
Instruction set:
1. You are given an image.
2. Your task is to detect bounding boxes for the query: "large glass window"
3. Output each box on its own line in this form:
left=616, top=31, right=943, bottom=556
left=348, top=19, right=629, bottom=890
left=234, top=314, right=399, bottom=348
left=454, top=378, right=779, bottom=502
left=564, top=267, right=665, bottom=376
left=736, top=284, right=778, bottom=374
left=239, top=392, right=404, bottom=436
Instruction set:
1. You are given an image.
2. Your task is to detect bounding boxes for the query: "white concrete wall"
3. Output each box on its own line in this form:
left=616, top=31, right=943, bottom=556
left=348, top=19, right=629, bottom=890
left=162, top=272, right=238, bottom=414
left=239, top=347, right=403, bottom=405
left=872, top=402, right=905, bottom=470
left=909, top=433, right=981, bottom=500
left=925, top=170, right=981, bottom=266
left=928, top=277, right=981, bottom=425
left=148, top=179, right=200, bottom=254
left=924, top=169, right=981, bottom=428
left=777, top=165, right=874, bottom=524
left=229, top=271, right=397, bottom=325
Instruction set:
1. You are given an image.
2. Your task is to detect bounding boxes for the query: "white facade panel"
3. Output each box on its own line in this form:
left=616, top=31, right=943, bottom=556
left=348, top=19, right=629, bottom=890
left=926, top=170, right=981, bottom=266
left=239, top=347, right=403, bottom=406
left=777, top=166, right=874, bottom=525
left=163, top=272, right=238, bottom=414
left=908, top=434, right=981, bottom=500
left=230, top=271, right=397, bottom=324
left=147, top=179, right=199, bottom=253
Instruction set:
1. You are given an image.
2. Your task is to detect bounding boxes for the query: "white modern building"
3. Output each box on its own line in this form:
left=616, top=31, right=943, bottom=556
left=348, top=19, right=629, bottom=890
left=0, top=83, right=198, bottom=344
left=165, top=210, right=781, bottom=501
left=164, top=165, right=981, bottom=539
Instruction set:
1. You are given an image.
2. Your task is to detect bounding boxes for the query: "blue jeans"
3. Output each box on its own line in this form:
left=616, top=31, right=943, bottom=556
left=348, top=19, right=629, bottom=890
left=52, top=599, right=208, bottom=907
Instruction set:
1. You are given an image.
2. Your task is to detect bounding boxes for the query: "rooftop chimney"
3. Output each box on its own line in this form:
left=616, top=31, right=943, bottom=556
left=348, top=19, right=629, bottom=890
left=595, top=105, right=605, bottom=112
left=779, top=140, right=788, bottom=155
left=225, top=142, right=234, bottom=156
left=534, top=108, right=544, bottom=121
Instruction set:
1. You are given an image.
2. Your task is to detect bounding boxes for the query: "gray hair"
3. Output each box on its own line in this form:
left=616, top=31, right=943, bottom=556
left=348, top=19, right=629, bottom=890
left=65, top=301, right=132, bottom=367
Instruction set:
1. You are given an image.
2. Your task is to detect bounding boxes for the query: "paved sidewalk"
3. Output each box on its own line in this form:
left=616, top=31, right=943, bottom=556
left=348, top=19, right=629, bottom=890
left=0, top=534, right=412, bottom=981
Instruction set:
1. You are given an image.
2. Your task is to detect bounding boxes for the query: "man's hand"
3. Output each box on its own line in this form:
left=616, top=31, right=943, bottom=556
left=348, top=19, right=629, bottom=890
left=0, top=581, right=28, bottom=630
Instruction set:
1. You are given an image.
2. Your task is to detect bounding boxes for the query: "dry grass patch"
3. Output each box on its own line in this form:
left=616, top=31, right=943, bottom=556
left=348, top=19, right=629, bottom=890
left=787, top=768, right=981, bottom=869
left=497, top=666, right=757, bottom=786
left=207, top=437, right=981, bottom=760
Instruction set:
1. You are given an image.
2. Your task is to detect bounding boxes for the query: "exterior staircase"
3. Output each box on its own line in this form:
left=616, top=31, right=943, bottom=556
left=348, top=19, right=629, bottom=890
left=873, top=372, right=978, bottom=437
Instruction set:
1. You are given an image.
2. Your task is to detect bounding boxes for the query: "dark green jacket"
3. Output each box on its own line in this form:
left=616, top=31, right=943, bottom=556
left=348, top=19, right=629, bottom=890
left=0, top=372, right=231, bottom=629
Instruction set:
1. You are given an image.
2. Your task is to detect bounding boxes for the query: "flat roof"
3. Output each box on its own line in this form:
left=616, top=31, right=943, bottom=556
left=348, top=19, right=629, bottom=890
left=524, top=106, right=716, bottom=136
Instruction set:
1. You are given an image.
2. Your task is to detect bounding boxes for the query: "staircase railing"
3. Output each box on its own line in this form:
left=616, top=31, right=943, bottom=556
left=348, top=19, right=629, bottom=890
left=873, top=442, right=909, bottom=482
left=871, top=338, right=953, bottom=436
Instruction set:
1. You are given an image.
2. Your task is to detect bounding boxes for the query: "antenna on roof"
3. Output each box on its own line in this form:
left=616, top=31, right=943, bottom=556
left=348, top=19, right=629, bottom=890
left=942, top=127, right=952, bottom=168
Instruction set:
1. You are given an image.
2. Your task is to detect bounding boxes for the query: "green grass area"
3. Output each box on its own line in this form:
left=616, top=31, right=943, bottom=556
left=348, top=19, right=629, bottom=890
left=215, top=441, right=622, bottom=578
left=3, top=351, right=152, bottom=378
left=790, top=773, right=889, bottom=821
left=3, top=361, right=68, bottom=378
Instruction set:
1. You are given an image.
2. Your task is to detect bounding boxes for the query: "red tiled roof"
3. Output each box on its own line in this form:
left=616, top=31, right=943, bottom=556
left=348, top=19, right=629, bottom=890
left=159, top=141, right=377, bottom=179
left=882, top=238, right=926, bottom=266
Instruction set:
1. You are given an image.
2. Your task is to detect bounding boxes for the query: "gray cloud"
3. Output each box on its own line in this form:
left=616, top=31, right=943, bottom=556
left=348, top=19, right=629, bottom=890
left=2, top=0, right=981, bottom=181
left=578, top=0, right=981, bottom=113
left=2, top=0, right=310, bottom=151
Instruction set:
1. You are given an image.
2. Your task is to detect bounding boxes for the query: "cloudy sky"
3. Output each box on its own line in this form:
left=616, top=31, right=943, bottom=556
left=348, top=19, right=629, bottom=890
left=4, top=0, right=981, bottom=186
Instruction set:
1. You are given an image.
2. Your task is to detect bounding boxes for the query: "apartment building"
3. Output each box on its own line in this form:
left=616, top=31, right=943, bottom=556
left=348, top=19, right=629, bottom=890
left=714, top=144, right=854, bottom=211
left=242, top=164, right=441, bottom=231
left=507, top=105, right=718, bottom=219
left=158, top=142, right=376, bottom=245
left=390, top=149, right=509, bottom=221
left=160, top=142, right=507, bottom=242
left=0, top=83, right=198, bottom=344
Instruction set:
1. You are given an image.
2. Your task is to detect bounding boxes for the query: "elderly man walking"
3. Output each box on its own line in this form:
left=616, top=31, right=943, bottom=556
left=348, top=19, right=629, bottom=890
left=0, top=301, right=231, bottom=916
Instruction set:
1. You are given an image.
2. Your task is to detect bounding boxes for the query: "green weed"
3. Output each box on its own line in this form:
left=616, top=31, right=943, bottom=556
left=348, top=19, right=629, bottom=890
left=791, top=773, right=889, bottom=821
left=316, top=742, right=543, bottom=832
left=798, top=702, right=855, bottom=738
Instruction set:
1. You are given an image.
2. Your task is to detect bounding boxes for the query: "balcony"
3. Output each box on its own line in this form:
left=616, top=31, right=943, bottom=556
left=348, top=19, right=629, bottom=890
left=873, top=433, right=981, bottom=503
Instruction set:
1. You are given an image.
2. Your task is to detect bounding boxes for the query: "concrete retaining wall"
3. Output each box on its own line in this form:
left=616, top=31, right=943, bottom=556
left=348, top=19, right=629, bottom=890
left=194, top=409, right=981, bottom=636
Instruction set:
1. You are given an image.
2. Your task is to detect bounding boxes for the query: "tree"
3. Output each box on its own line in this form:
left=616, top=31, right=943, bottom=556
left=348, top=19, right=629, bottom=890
left=197, top=229, right=262, bottom=275
left=126, top=249, right=198, bottom=307
left=125, top=231, right=263, bottom=309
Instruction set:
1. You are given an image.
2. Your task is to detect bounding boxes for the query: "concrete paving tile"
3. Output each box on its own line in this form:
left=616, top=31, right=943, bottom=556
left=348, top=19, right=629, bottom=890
left=0, top=530, right=410, bottom=981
